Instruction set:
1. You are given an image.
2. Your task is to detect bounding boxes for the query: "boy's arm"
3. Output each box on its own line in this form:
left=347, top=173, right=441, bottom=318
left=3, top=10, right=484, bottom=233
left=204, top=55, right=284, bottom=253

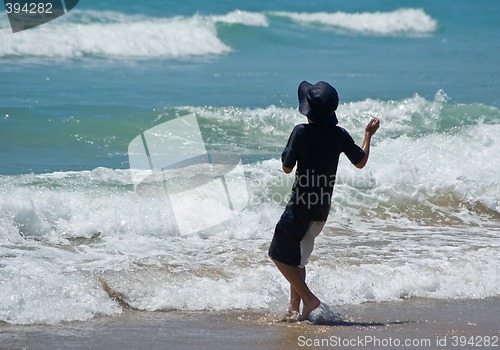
left=355, top=118, right=380, bottom=169
left=281, top=126, right=300, bottom=174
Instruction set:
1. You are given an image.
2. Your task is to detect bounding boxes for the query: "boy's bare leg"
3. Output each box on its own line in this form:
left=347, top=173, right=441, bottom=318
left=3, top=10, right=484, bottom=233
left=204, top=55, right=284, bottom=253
left=272, top=259, right=320, bottom=320
left=288, top=267, right=305, bottom=316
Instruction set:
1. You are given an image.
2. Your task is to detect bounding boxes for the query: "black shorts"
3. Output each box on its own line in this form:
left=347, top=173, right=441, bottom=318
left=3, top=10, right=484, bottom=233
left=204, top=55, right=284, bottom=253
left=269, top=225, right=302, bottom=266
left=268, top=203, right=324, bottom=267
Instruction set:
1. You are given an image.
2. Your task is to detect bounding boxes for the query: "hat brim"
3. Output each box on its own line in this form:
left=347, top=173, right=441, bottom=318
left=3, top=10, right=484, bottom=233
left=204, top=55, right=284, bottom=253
left=297, top=80, right=338, bottom=126
left=298, top=81, right=313, bottom=118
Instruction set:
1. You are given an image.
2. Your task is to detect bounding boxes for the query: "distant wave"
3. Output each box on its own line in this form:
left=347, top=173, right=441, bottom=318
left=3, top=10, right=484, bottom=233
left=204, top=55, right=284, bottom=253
left=269, top=8, right=437, bottom=36
left=0, top=10, right=267, bottom=59
left=0, top=8, right=436, bottom=60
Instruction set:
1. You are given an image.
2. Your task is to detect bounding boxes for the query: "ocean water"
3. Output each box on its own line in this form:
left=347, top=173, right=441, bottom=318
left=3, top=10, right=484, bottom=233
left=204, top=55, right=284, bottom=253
left=0, top=0, right=499, bottom=325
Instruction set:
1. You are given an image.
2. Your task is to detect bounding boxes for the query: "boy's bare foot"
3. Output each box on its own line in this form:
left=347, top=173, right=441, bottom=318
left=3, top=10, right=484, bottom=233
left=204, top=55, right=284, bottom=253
left=299, top=297, right=321, bottom=321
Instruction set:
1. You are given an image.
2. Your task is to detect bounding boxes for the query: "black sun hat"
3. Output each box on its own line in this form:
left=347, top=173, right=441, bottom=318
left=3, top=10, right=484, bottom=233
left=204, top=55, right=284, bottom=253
left=298, top=81, right=339, bottom=126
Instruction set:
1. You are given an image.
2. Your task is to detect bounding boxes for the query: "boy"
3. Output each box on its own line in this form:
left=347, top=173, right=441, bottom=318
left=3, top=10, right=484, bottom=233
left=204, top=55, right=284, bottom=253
left=269, top=81, right=380, bottom=321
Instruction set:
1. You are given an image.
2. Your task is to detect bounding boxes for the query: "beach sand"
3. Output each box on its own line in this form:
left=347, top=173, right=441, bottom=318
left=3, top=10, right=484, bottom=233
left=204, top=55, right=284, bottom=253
left=1, top=297, right=498, bottom=350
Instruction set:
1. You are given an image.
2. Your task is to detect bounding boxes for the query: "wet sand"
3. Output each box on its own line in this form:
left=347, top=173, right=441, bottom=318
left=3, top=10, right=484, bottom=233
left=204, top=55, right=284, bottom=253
left=1, top=297, right=498, bottom=350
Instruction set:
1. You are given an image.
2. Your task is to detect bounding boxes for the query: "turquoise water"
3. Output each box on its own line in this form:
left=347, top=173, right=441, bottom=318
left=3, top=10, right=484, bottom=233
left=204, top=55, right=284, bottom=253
left=1, top=0, right=499, bottom=174
left=0, top=0, right=499, bottom=324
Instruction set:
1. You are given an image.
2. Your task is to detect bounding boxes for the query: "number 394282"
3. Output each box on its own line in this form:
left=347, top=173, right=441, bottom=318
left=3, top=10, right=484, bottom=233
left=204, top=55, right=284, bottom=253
left=5, top=2, right=54, bottom=14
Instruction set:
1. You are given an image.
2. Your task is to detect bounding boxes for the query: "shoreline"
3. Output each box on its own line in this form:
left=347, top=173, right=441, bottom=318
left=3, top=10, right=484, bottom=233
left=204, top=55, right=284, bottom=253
left=1, top=297, right=498, bottom=350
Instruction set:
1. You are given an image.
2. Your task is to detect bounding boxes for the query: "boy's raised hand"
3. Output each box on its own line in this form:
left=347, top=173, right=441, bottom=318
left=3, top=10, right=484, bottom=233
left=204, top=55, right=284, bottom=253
left=365, top=118, right=380, bottom=136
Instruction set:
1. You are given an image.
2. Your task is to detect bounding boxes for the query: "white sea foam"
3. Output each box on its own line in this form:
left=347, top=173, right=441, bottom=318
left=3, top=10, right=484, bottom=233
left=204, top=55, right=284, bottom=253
left=0, top=9, right=271, bottom=59
left=211, top=10, right=269, bottom=27
left=270, top=8, right=437, bottom=36
left=0, top=94, right=499, bottom=324
left=0, top=254, right=122, bottom=324
left=0, top=10, right=235, bottom=59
